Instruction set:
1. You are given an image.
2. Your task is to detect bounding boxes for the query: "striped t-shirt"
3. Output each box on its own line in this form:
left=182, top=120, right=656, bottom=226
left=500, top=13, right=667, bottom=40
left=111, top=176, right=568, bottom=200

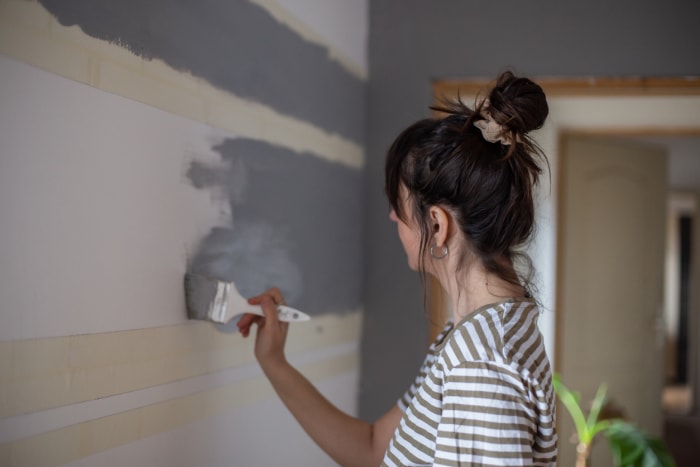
left=382, top=299, right=557, bottom=466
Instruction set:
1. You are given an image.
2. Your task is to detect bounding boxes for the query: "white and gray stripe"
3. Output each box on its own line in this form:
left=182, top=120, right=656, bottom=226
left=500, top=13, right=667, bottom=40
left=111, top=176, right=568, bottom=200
left=383, top=299, right=557, bottom=466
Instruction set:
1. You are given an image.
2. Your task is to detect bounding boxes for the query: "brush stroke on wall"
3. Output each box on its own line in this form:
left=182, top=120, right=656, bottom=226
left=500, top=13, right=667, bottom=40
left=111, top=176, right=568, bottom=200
left=187, top=138, right=363, bottom=315
left=38, top=0, right=365, bottom=145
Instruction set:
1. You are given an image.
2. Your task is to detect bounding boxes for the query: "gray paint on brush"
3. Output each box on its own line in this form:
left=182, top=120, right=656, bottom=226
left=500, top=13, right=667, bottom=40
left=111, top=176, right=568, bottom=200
left=38, top=0, right=365, bottom=144
left=187, top=138, right=363, bottom=315
left=182, top=273, right=220, bottom=321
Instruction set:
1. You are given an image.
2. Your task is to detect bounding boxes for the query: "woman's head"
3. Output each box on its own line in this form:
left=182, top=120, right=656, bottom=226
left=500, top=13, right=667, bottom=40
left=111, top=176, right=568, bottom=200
left=385, top=71, right=549, bottom=289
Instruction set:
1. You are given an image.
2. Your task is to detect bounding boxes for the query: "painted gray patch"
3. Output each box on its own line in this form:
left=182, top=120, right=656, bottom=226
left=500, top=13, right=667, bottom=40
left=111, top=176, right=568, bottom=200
left=38, top=0, right=365, bottom=145
left=188, top=224, right=304, bottom=305
left=187, top=138, right=363, bottom=315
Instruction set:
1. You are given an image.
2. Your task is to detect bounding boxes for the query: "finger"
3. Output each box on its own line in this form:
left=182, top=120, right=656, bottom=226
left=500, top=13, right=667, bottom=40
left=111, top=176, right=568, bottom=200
left=237, top=321, right=252, bottom=337
left=237, top=314, right=261, bottom=336
left=237, top=313, right=258, bottom=328
left=248, top=287, right=286, bottom=306
left=266, top=287, right=286, bottom=305
left=259, top=295, right=281, bottom=324
left=240, top=320, right=260, bottom=338
left=247, top=295, right=262, bottom=305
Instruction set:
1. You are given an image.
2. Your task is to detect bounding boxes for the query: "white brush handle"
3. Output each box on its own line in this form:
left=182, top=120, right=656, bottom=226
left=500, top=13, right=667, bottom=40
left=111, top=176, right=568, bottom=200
left=239, top=304, right=310, bottom=322
left=210, top=280, right=310, bottom=323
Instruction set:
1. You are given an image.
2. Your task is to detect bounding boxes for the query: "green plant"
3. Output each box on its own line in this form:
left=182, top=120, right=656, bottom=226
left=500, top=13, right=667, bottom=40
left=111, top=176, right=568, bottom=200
left=552, top=374, right=676, bottom=467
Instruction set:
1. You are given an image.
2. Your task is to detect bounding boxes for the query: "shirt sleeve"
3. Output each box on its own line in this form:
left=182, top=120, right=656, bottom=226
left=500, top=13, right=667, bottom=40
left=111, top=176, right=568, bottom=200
left=398, top=321, right=454, bottom=411
left=433, top=361, right=537, bottom=466
left=397, top=350, right=432, bottom=411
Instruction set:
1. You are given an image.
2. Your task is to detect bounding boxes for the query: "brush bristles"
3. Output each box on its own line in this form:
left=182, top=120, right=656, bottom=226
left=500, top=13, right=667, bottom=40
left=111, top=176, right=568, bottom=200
left=184, top=273, right=219, bottom=321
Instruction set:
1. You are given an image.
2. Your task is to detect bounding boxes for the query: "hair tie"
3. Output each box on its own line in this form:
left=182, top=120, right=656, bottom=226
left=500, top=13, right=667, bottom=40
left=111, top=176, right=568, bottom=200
left=474, top=111, right=513, bottom=146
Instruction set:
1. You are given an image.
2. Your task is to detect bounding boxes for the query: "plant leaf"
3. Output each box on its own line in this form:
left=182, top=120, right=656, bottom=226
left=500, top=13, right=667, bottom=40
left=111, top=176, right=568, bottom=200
left=587, top=382, right=608, bottom=435
left=604, top=420, right=676, bottom=467
left=553, top=373, right=591, bottom=443
left=592, top=419, right=612, bottom=437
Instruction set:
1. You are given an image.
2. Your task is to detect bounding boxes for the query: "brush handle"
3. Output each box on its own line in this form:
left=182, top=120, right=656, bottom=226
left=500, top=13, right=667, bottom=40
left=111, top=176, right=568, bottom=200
left=277, top=305, right=311, bottom=322
left=240, top=304, right=311, bottom=322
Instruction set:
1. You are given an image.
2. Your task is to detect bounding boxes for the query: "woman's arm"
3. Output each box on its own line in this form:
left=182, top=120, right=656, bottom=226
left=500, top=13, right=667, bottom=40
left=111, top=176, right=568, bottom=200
left=262, top=358, right=402, bottom=466
left=238, top=289, right=402, bottom=466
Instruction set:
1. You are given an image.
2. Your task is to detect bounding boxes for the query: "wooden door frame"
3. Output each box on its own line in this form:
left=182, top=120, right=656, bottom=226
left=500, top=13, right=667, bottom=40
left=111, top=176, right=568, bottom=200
left=434, top=76, right=700, bottom=100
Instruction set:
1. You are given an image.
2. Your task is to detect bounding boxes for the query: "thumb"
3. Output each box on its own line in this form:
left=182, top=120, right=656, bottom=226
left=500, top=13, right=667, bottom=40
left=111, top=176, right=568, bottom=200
left=259, top=295, right=280, bottom=323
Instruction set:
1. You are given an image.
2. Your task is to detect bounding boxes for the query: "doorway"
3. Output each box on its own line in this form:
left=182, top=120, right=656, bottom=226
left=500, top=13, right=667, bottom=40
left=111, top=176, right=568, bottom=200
left=664, top=191, right=698, bottom=415
left=557, top=134, right=667, bottom=467
left=558, top=133, right=700, bottom=467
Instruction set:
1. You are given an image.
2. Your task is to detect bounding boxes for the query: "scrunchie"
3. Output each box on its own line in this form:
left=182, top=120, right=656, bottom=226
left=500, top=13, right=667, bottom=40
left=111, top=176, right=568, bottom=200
left=474, top=111, right=513, bottom=146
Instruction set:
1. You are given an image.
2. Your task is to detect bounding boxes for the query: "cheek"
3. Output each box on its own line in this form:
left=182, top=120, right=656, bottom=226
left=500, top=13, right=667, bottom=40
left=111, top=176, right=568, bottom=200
left=396, top=222, right=410, bottom=243
left=398, top=223, right=420, bottom=253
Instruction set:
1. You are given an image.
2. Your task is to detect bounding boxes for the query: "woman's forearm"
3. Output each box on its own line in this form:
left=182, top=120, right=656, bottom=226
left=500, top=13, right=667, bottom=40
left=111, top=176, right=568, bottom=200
left=261, top=358, right=396, bottom=467
left=239, top=291, right=400, bottom=465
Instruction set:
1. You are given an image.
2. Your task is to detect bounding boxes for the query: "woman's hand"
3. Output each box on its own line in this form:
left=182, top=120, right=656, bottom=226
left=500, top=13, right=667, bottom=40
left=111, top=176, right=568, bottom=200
left=236, top=287, right=289, bottom=369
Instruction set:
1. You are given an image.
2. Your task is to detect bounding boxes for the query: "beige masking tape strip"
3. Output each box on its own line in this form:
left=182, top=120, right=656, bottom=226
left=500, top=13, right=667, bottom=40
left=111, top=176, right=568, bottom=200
left=0, top=353, right=359, bottom=467
left=0, top=311, right=362, bottom=418
left=0, top=341, right=359, bottom=443
left=0, top=0, right=364, bottom=169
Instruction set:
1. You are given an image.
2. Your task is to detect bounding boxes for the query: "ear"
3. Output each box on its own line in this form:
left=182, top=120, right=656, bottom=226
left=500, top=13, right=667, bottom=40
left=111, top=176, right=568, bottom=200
left=429, top=205, right=452, bottom=247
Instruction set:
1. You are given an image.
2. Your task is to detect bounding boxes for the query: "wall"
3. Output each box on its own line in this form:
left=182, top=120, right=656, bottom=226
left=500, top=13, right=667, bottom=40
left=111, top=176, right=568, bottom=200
left=0, top=0, right=367, bottom=465
left=363, top=0, right=700, bottom=420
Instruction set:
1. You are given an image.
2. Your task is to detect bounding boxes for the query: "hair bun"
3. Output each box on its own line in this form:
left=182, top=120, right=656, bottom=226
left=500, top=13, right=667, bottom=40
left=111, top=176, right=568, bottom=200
left=486, top=71, right=548, bottom=135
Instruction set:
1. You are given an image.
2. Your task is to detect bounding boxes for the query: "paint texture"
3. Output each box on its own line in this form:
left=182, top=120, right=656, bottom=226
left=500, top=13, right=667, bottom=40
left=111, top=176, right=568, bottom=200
left=38, top=0, right=365, bottom=145
left=187, top=138, right=363, bottom=315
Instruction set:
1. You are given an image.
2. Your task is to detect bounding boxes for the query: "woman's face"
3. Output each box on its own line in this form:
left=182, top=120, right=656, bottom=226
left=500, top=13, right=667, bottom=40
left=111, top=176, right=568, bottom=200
left=389, top=188, right=422, bottom=271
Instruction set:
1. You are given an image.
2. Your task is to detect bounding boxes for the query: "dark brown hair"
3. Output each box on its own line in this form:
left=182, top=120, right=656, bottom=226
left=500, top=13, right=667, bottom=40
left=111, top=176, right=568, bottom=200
left=384, top=71, right=549, bottom=294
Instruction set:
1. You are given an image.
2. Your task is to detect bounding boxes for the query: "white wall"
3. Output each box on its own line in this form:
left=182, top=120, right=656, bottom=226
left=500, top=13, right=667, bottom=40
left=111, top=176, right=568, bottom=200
left=0, top=55, right=224, bottom=339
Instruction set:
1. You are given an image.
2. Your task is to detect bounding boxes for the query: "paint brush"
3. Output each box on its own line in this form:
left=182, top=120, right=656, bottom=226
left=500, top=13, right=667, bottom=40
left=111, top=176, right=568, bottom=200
left=184, top=272, right=310, bottom=324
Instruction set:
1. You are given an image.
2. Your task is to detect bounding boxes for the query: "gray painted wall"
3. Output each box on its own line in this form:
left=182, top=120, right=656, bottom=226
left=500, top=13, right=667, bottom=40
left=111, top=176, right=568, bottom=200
left=362, top=0, right=700, bottom=419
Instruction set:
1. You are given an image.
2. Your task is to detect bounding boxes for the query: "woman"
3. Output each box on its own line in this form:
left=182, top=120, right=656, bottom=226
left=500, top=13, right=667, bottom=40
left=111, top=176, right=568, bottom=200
left=238, top=70, right=557, bottom=466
